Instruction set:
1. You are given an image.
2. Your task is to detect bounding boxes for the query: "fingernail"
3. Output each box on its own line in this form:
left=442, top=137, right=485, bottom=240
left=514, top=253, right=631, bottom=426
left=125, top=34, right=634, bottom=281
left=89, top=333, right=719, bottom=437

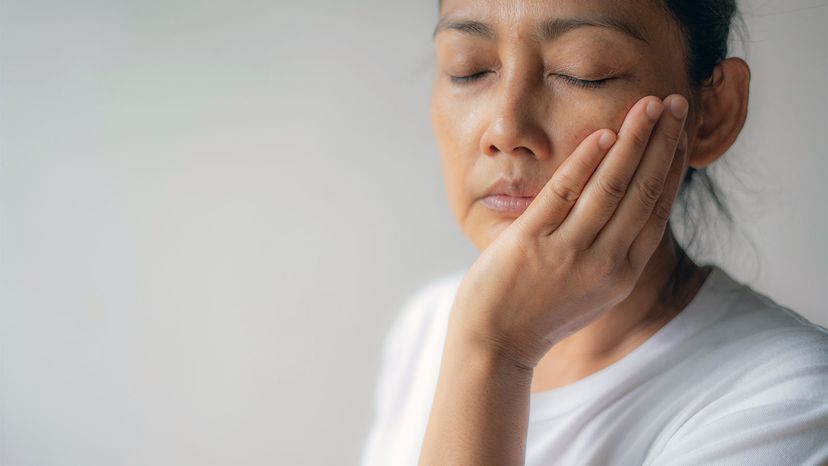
left=670, top=96, right=689, bottom=119
left=646, top=100, right=664, bottom=122
left=598, top=130, right=616, bottom=150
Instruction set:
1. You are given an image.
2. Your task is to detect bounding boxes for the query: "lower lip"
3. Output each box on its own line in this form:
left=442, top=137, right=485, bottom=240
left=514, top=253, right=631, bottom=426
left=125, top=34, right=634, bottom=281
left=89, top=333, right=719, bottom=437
left=481, top=195, right=536, bottom=214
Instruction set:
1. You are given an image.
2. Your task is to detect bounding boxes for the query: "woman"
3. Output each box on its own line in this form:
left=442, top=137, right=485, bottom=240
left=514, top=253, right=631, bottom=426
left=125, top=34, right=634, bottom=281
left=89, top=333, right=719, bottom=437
left=362, top=0, right=828, bottom=465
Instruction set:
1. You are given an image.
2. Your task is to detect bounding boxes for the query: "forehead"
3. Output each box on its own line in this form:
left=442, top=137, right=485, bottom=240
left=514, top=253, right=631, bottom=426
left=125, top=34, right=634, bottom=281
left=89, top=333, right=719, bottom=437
left=436, top=0, right=678, bottom=48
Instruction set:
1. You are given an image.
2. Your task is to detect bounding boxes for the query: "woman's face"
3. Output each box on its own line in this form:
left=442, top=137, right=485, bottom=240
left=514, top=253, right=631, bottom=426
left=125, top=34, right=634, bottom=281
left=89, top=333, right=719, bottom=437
left=432, top=0, right=693, bottom=251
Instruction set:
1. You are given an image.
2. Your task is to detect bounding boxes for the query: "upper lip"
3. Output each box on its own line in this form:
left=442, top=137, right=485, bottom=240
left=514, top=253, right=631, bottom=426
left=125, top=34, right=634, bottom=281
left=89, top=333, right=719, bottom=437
left=482, top=177, right=544, bottom=198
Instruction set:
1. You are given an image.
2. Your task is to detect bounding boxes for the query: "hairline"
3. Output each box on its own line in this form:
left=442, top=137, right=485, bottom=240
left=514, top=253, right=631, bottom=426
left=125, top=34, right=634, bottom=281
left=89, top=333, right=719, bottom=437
left=432, top=14, right=650, bottom=45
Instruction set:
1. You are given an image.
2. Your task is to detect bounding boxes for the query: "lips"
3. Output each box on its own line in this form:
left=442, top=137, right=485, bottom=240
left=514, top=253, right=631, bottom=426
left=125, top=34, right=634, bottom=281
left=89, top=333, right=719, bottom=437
left=483, top=177, right=544, bottom=198
left=480, top=178, right=544, bottom=215
left=481, top=195, right=536, bottom=214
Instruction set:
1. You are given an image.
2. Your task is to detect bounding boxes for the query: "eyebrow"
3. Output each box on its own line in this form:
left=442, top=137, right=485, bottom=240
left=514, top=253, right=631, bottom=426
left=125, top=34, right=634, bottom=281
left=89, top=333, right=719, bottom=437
left=432, top=15, right=649, bottom=45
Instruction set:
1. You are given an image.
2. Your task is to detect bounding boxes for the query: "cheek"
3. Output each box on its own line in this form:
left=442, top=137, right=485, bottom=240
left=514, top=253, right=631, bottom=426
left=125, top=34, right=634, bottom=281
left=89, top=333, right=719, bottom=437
left=431, top=92, right=497, bottom=250
left=431, top=94, right=475, bottom=221
left=550, top=95, right=638, bottom=154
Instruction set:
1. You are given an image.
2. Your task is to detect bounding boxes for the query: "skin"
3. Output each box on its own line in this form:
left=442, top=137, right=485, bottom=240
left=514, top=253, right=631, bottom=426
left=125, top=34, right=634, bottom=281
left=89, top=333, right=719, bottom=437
left=419, top=0, right=750, bottom=464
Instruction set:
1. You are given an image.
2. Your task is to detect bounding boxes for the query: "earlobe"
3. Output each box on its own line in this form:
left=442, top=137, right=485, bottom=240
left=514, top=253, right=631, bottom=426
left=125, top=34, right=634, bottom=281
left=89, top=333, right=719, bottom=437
left=687, top=57, right=751, bottom=169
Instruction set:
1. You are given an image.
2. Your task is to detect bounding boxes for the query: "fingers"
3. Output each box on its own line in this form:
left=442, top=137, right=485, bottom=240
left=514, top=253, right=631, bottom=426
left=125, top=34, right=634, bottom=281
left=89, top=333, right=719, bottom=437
left=627, top=130, right=688, bottom=269
left=518, top=129, right=617, bottom=236
left=555, top=96, right=664, bottom=250
left=595, top=94, right=689, bottom=254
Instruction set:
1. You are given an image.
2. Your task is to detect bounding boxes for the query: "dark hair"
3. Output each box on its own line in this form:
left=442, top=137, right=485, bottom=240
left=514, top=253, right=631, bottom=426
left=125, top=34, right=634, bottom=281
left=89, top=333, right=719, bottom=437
left=655, top=0, right=748, bottom=307
left=434, top=0, right=750, bottom=308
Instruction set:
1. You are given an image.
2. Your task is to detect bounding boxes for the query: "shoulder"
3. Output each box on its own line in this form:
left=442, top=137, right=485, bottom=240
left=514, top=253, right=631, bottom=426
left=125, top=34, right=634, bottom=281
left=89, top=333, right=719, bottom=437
left=361, top=270, right=466, bottom=466
left=381, top=269, right=466, bottom=358
left=649, top=268, right=828, bottom=464
left=708, top=270, right=828, bottom=383
left=687, top=265, right=828, bottom=361
left=694, top=268, right=828, bottom=398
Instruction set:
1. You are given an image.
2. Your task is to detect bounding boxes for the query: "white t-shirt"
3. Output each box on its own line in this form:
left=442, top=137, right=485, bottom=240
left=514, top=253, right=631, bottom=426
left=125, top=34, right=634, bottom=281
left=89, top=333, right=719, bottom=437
left=360, top=264, right=828, bottom=466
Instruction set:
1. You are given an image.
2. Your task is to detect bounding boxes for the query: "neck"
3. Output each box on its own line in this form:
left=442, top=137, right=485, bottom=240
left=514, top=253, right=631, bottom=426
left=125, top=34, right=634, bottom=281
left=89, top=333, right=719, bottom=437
left=533, top=226, right=711, bottom=380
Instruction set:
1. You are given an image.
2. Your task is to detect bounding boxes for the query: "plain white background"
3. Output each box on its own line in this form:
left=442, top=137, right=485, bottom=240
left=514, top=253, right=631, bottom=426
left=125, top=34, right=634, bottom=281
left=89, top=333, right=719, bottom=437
left=1, top=0, right=825, bottom=465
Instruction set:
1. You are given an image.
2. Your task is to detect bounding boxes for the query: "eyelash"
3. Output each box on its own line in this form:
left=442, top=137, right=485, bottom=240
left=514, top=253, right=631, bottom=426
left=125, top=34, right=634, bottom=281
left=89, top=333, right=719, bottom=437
left=556, top=74, right=610, bottom=89
left=449, top=71, right=491, bottom=84
left=449, top=71, right=610, bottom=89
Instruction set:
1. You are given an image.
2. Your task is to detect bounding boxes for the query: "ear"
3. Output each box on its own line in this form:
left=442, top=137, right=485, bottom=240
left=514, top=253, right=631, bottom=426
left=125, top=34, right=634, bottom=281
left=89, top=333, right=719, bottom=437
left=688, top=57, right=751, bottom=169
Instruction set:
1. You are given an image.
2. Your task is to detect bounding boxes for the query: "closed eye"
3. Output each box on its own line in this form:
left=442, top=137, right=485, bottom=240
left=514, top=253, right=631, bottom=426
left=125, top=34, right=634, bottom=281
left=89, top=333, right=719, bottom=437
left=449, top=70, right=492, bottom=84
left=553, top=74, right=612, bottom=89
left=449, top=71, right=613, bottom=89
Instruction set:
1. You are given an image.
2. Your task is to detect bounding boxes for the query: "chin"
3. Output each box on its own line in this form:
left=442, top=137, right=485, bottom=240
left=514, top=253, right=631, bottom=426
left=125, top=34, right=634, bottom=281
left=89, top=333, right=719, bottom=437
left=461, top=203, right=522, bottom=252
left=469, top=217, right=514, bottom=252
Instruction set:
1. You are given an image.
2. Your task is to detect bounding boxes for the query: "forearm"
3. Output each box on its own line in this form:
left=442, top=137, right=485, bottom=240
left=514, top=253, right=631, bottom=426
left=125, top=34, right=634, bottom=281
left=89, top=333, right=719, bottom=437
left=418, top=322, right=534, bottom=466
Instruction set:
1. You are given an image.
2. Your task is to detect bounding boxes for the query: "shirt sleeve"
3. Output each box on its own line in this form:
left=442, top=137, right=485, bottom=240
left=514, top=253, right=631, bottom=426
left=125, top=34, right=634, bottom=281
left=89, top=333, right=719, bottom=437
left=359, top=299, right=416, bottom=466
left=648, top=399, right=828, bottom=465
left=647, top=327, right=828, bottom=466
left=359, top=273, right=460, bottom=466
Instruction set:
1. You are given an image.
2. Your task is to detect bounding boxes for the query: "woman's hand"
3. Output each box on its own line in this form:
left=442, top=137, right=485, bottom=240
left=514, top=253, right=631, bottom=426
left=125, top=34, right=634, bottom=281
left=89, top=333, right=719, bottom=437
left=418, top=94, right=690, bottom=466
left=448, top=94, right=690, bottom=371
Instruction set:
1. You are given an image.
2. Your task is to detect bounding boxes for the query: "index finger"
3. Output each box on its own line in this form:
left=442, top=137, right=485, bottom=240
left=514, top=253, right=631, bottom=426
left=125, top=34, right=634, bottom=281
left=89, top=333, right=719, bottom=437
left=516, top=128, right=617, bottom=237
left=555, top=96, right=664, bottom=249
left=596, top=93, right=689, bottom=253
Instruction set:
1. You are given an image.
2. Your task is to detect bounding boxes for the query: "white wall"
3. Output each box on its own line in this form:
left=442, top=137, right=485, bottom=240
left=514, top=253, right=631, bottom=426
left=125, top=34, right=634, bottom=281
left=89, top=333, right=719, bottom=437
left=0, top=1, right=825, bottom=465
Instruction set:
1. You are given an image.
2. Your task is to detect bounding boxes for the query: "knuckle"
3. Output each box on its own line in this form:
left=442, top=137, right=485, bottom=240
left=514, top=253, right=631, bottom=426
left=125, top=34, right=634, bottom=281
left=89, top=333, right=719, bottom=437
left=634, top=175, right=664, bottom=209
left=592, top=254, right=621, bottom=283
left=614, top=269, right=637, bottom=297
left=629, top=128, right=650, bottom=148
left=652, top=199, right=673, bottom=224
left=596, top=174, right=628, bottom=202
left=663, top=130, right=681, bottom=148
left=549, top=175, right=581, bottom=203
left=585, top=249, right=637, bottom=297
left=557, top=246, right=581, bottom=268
left=596, top=255, right=633, bottom=290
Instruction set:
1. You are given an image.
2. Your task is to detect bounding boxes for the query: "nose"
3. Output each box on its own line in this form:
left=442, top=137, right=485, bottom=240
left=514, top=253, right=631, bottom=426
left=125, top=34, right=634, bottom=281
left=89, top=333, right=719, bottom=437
left=479, top=63, right=551, bottom=160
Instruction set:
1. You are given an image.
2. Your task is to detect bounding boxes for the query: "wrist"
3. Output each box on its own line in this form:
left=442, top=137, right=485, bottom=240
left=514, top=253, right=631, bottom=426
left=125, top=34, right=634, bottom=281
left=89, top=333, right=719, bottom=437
left=445, top=316, right=540, bottom=375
